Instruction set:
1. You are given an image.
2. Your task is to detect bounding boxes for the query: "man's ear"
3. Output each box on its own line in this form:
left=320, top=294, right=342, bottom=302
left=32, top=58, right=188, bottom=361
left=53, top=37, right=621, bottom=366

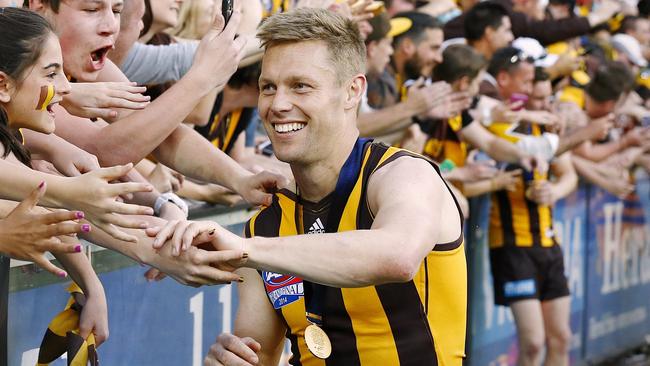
left=458, top=75, right=470, bottom=91
left=367, top=42, right=377, bottom=58
left=399, top=38, right=416, bottom=58
left=345, top=74, right=367, bottom=110
left=0, top=72, right=13, bottom=104
left=28, top=0, right=45, bottom=11
left=496, top=70, right=509, bottom=89
left=484, top=27, right=495, bottom=44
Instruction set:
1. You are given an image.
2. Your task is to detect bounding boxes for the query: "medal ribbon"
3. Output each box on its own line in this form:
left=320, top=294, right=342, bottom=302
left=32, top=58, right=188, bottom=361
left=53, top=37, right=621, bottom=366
left=299, top=137, right=370, bottom=327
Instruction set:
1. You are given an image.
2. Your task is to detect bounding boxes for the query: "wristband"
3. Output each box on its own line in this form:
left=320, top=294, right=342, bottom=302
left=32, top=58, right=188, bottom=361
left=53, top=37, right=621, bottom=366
left=154, top=192, right=189, bottom=217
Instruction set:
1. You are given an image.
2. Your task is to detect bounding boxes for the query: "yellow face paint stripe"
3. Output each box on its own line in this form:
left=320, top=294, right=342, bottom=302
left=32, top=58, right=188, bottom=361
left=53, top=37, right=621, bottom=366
left=37, top=85, right=54, bottom=111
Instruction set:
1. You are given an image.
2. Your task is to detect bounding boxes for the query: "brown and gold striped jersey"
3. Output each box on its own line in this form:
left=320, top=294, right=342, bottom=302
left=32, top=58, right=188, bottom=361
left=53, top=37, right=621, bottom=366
left=486, top=122, right=556, bottom=248
left=245, top=142, right=467, bottom=366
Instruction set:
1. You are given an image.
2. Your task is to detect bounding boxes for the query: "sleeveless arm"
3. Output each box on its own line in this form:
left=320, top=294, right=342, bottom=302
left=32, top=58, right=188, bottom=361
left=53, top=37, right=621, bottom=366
left=243, top=156, right=462, bottom=287
left=234, top=267, right=287, bottom=365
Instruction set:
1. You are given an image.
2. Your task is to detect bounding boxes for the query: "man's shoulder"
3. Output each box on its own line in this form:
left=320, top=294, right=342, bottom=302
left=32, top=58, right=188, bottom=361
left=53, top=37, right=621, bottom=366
left=367, top=145, right=443, bottom=194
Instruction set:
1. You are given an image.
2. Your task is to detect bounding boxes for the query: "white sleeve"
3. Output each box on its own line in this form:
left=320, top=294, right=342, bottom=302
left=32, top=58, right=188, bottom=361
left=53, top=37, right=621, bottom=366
left=119, top=41, right=199, bottom=85
left=515, top=132, right=559, bottom=161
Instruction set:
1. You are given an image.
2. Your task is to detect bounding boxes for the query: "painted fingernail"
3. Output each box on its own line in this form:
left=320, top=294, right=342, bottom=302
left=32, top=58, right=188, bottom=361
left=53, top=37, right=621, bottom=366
left=38, top=181, right=45, bottom=189
left=58, top=271, right=68, bottom=278
left=81, top=224, right=91, bottom=232
left=75, top=211, right=85, bottom=219
left=75, top=245, right=82, bottom=253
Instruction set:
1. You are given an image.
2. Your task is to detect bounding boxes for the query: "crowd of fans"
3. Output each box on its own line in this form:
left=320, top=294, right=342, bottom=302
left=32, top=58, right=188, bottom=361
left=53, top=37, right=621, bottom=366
left=1, top=0, right=649, bottom=364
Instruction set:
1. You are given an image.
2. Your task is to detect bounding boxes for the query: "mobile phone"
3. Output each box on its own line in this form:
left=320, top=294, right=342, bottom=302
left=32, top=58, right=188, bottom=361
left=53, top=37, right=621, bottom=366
left=509, top=93, right=528, bottom=111
left=222, top=0, right=234, bottom=26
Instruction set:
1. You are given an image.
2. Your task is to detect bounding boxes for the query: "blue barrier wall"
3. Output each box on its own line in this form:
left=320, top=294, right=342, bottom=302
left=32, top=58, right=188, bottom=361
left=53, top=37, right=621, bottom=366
left=7, top=175, right=650, bottom=365
left=467, top=171, right=650, bottom=365
left=9, top=267, right=237, bottom=366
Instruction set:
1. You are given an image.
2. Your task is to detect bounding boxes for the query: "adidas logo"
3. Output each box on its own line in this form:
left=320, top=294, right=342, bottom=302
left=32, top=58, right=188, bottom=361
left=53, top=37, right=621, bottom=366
left=307, top=218, right=325, bottom=234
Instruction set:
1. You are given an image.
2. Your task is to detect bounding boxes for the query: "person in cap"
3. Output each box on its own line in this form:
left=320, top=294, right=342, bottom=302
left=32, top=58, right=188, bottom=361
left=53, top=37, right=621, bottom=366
left=359, top=13, right=455, bottom=137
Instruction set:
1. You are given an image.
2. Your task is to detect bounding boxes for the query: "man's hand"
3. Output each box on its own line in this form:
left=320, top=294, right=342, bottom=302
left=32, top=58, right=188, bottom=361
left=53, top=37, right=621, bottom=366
left=518, top=154, right=548, bottom=174
left=425, top=91, right=472, bottom=120
left=151, top=244, right=245, bottom=287
left=204, top=334, right=261, bottom=366
left=147, top=163, right=184, bottom=193
left=46, top=141, right=101, bottom=177
left=77, top=290, right=109, bottom=346
left=525, top=181, right=556, bottom=206
left=492, top=169, right=522, bottom=192
left=188, top=7, right=248, bottom=94
left=0, top=182, right=86, bottom=277
left=233, top=170, right=289, bottom=207
left=61, top=82, right=150, bottom=122
left=147, top=220, right=243, bottom=257
left=405, top=79, right=448, bottom=114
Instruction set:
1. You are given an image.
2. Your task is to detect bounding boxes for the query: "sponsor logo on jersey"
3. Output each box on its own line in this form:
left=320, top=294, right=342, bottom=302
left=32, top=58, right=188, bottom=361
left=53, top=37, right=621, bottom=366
left=262, top=271, right=304, bottom=309
left=308, top=218, right=325, bottom=234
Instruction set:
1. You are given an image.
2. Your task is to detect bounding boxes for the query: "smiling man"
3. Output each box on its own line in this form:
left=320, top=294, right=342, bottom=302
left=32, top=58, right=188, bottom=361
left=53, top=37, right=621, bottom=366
left=153, top=8, right=467, bottom=366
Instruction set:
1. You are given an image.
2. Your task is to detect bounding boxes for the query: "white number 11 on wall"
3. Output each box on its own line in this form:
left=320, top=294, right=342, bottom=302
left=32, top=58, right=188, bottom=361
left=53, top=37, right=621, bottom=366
left=190, top=285, right=233, bottom=366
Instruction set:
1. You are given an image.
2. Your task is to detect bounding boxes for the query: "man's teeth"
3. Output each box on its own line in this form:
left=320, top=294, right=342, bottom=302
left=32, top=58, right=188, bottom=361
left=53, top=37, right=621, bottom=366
left=274, top=123, right=305, bottom=133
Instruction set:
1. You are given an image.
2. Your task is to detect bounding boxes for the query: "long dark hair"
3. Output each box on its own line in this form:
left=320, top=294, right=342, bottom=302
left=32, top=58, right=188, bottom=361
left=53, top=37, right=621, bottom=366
left=0, top=7, right=54, bottom=166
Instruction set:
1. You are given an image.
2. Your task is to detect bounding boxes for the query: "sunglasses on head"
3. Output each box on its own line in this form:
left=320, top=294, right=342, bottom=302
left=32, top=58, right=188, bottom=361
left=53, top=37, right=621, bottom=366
left=508, top=52, right=536, bottom=65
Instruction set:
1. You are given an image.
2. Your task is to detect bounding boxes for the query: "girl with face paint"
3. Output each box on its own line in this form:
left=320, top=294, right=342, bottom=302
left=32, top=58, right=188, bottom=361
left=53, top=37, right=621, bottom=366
left=0, top=8, right=115, bottom=354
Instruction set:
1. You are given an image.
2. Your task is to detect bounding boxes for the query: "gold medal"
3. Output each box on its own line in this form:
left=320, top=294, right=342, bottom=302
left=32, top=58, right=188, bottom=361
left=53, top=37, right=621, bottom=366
left=304, top=324, right=332, bottom=359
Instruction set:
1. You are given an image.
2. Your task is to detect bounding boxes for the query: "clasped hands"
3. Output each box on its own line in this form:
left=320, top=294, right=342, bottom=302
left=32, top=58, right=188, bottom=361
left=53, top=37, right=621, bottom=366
left=145, top=220, right=249, bottom=286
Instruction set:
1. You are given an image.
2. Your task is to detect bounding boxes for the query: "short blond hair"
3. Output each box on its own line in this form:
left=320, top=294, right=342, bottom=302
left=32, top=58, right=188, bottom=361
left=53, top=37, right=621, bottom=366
left=257, top=8, right=366, bottom=83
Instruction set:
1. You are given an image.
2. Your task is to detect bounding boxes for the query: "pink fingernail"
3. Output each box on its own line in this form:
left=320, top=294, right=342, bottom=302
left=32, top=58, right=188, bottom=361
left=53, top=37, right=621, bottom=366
left=75, top=245, right=82, bottom=253
left=81, top=224, right=91, bottom=232
left=38, top=181, right=45, bottom=189
left=75, top=211, right=85, bottom=219
left=58, top=271, right=67, bottom=278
